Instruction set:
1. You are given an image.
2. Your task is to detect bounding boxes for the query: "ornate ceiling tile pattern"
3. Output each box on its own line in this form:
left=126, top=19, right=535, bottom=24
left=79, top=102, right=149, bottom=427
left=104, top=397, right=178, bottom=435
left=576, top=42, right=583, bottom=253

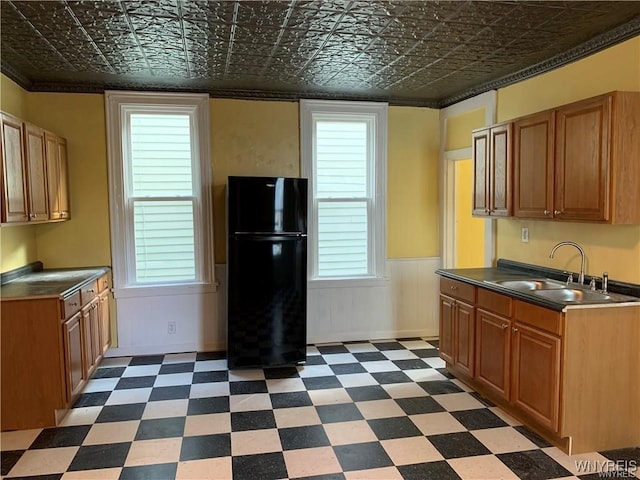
left=1, top=0, right=639, bottom=107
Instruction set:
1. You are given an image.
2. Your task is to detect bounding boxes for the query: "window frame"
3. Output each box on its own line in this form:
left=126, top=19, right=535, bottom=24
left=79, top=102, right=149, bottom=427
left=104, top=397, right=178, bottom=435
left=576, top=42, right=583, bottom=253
left=300, top=99, right=388, bottom=286
left=106, top=91, right=215, bottom=295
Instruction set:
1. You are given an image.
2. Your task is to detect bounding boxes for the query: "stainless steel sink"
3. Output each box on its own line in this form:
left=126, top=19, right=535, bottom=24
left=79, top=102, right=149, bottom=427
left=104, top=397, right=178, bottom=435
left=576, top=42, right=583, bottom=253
left=489, top=279, right=567, bottom=291
left=533, top=288, right=639, bottom=304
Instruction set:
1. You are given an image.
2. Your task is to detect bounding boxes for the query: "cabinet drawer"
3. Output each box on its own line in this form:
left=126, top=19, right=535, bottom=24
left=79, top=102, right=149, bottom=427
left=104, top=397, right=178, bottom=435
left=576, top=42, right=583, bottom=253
left=80, top=281, right=98, bottom=305
left=514, top=300, right=563, bottom=335
left=61, top=291, right=81, bottom=319
left=97, top=274, right=109, bottom=293
left=477, top=288, right=512, bottom=317
left=440, top=277, right=476, bottom=303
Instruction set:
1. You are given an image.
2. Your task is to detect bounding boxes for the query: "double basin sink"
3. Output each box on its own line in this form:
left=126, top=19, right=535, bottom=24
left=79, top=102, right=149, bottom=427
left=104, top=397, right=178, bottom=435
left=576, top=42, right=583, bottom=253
left=485, top=278, right=639, bottom=305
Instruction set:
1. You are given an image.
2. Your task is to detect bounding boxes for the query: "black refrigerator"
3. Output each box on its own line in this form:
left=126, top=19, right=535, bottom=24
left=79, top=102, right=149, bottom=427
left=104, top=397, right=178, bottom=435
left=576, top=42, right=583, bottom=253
left=226, top=176, right=307, bottom=369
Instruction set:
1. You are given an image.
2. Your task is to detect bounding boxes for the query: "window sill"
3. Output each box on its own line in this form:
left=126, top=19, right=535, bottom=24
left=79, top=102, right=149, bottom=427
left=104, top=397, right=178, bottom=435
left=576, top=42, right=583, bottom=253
left=113, top=282, right=218, bottom=298
left=308, top=276, right=389, bottom=289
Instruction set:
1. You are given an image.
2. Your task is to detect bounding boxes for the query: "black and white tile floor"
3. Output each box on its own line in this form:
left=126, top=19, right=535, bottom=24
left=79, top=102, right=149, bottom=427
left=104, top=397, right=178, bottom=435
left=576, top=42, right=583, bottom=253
left=1, top=338, right=638, bottom=479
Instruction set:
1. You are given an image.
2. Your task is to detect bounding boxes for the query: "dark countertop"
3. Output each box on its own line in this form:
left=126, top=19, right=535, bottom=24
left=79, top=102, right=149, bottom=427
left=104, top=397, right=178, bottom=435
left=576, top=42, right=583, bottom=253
left=0, top=263, right=110, bottom=300
left=436, top=259, right=640, bottom=312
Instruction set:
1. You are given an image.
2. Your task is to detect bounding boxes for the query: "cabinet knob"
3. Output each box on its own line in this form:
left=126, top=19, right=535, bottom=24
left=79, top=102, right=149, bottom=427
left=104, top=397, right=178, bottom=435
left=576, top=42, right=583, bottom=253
left=69, top=302, right=78, bottom=306
left=512, top=327, right=519, bottom=333
left=450, top=285, right=457, bottom=290
left=29, top=213, right=36, bottom=218
left=501, top=323, right=508, bottom=329
left=554, top=210, right=562, bottom=215
left=484, top=208, right=490, bottom=214
left=544, top=210, right=551, bottom=215
left=87, top=289, right=94, bottom=293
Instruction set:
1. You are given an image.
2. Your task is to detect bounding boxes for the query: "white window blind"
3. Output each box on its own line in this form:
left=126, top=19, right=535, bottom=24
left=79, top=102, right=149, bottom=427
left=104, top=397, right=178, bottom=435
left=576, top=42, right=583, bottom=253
left=301, top=100, right=387, bottom=282
left=128, top=114, right=196, bottom=283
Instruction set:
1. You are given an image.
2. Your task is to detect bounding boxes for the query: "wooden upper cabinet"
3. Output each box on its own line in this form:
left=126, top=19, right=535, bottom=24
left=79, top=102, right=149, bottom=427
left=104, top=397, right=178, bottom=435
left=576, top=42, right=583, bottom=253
left=1, top=110, right=70, bottom=225
left=472, top=123, right=512, bottom=217
left=513, top=111, right=555, bottom=219
left=1, top=112, right=29, bottom=223
left=555, top=95, right=611, bottom=222
left=45, top=131, right=70, bottom=220
left=24, top=123, right=49, bottom=221
left=512, top=91, right=640, bottom=224
left=472, top=129, right=489, bottom=216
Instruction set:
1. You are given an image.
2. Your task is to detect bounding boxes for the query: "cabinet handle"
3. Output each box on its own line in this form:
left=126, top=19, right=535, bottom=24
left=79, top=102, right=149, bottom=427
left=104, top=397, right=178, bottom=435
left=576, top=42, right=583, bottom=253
left=544, top=210, right=551, bottom=215
left=512, top=327, right=519, bottom=333
left=29, top=213, right=36, bottom=218
left=554, top=210, right=562, bottom=215
left=501, top=323, right=508, bottom=329
left=69, top=302, right=78, bottom=306
left=87, top=289, right=94, bottom=293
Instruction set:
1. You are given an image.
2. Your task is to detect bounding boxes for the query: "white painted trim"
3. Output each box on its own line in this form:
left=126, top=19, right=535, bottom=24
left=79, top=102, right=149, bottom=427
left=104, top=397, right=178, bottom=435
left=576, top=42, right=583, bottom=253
left=439, top=91, right=497, bottom=268
left=445, top=147, right=472, bottom=162
left=113, top=283, right=218, bottom=299
left=105, top=91, right=215, bottom=290
left=105, top=341, right=225, bottom=357
left=300, top=99, right=388, bottom=282
left=309, top=277, right=390, bottom=289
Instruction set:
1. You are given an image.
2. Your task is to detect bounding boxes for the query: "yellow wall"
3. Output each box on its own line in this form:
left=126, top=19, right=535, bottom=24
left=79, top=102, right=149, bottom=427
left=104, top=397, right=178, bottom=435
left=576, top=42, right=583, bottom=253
left=496, top=36, right=640, bottom=283
left=0, top=75, right=38, bottom=272
left=387, top=106, right=440, bottom=258
left=455, top=159, right=485, bottom=267
left=210, top=99, right=300, bottom=263
left=445, top=108, right=488, bottom=267
left=28, top=93, right=111, bottom=269
left=446, top=108, right=485, bottom=151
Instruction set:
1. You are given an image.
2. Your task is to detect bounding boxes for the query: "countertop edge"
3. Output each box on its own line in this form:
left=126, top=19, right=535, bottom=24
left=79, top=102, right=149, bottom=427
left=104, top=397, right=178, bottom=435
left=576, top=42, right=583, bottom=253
left=435, top=267, right=640, bottom=312
left=0, top=266, right=111, bottom=301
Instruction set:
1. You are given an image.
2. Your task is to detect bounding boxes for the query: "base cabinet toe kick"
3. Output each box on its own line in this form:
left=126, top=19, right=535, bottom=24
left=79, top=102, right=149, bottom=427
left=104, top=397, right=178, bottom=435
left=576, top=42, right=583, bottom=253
left=438, top=275, right=640, bottom=455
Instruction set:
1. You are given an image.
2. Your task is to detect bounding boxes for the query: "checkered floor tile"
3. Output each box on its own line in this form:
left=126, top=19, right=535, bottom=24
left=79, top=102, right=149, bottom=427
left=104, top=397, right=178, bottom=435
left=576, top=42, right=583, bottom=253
left=1, top=338, right=638, bottom=479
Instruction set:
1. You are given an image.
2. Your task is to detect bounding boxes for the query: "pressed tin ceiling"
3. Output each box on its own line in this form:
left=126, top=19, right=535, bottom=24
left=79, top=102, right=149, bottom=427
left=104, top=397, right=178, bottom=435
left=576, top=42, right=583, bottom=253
left=1, top=1, right=640, bottom=108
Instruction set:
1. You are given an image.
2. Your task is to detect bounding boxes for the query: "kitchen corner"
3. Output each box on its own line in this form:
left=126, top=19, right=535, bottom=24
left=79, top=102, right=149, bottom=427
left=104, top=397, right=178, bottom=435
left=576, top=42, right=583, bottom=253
left=435, top=258, right=640, bottom=455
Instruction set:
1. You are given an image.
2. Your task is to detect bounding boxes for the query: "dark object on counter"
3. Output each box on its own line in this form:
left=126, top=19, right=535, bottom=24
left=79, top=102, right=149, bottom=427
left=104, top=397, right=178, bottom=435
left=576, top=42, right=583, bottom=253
left=226, top=176, right=307, bottom=369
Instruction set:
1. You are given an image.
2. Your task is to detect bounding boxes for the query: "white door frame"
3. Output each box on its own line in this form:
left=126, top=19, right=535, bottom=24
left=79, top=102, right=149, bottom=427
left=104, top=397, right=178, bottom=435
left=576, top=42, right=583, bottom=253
left=439, top=91, right=497, bottom=269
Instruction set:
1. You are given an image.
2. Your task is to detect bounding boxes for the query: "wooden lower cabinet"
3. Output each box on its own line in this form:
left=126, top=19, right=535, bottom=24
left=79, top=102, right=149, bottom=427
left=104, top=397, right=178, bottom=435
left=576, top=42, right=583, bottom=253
left=439, top=277, right=640, bottom=454
left=63, top=311, right=86, bottom=402
left=82, top=299, right=102, bottom=378
left=1, top=271, right=110, bottom=431
left=98, top=288, right=111, bottom=354
left=511, top=322, right=561, bottom=432
left=475, top=309, right=511, bottom=401
left=454, top=300, right=475, bottom=377
left=439, top=291, right=475, bottom=377
left=439, top=295, right=455, bottom=364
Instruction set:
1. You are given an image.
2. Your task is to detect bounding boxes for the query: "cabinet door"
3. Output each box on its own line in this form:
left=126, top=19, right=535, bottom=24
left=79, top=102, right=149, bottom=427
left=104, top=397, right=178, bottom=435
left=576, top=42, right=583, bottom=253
left=24, top=123, right=49, bottom=221
left=45, top=132, right=70, bottom=220
left=98, top=289, right=110, bottom=354
left=475, top=309, right=510, bottom=400
left=472, top=128, right=490, bottom=216
left=511, top=322, right=561, bottom=432
left=439, top=294, right=455, bottom=364
left=454, top=300, right=475, bottom=377
left=488, top=123, right=512, bottom=217
left=82, top=301, right=101, bottom=378
left=513, top=111, right=555, bottom=219
left=1, top=113, right=28, bottom=223
left=555, top=95, right=611, bottom=221
left=63, top=312, right=85, bottom=402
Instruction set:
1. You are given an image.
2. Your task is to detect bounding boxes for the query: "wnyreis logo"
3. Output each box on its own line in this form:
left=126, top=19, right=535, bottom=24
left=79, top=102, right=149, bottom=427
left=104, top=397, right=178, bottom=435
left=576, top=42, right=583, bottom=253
left=575, top=460, right=638, bottom=478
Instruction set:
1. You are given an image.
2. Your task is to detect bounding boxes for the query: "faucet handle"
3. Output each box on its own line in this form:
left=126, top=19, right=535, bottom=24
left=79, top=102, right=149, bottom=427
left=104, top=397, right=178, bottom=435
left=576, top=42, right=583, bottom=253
left=564, top=272, right=574, bottom=284
left=589, top=278, right=597, bottom=291
left=602, top=272, right=609, bottom=294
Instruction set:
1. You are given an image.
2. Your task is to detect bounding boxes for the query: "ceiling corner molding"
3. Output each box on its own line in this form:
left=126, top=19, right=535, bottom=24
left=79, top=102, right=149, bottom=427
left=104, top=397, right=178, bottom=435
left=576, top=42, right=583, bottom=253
left=439, top=15, right=640, bottom=108
left=1, top=61, right=32, bottom=90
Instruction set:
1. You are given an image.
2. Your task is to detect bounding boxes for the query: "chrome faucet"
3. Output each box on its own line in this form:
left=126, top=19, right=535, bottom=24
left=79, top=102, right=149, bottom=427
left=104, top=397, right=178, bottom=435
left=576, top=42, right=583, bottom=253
left=549, top=241, right=586, bottom=285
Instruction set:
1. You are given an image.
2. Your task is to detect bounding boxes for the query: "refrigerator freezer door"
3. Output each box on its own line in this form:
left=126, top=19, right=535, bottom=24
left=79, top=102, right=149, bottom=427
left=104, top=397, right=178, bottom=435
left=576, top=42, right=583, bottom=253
left=227, top=235, right=307, bottom=368
left=227, top=176, right=307, bottom=234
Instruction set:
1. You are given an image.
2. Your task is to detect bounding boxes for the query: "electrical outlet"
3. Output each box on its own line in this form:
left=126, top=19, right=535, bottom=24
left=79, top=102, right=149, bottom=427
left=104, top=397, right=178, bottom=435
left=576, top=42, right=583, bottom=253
left=521, top=227, right=529, bottom=243
left=168, top=321, right=176, bottom=334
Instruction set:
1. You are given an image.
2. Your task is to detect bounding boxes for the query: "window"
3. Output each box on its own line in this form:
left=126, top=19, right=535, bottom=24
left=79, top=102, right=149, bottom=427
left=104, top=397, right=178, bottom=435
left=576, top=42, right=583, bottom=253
left=300, top=100, right=387, bottom=282
left=106, top=92, right=214, bottom=290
